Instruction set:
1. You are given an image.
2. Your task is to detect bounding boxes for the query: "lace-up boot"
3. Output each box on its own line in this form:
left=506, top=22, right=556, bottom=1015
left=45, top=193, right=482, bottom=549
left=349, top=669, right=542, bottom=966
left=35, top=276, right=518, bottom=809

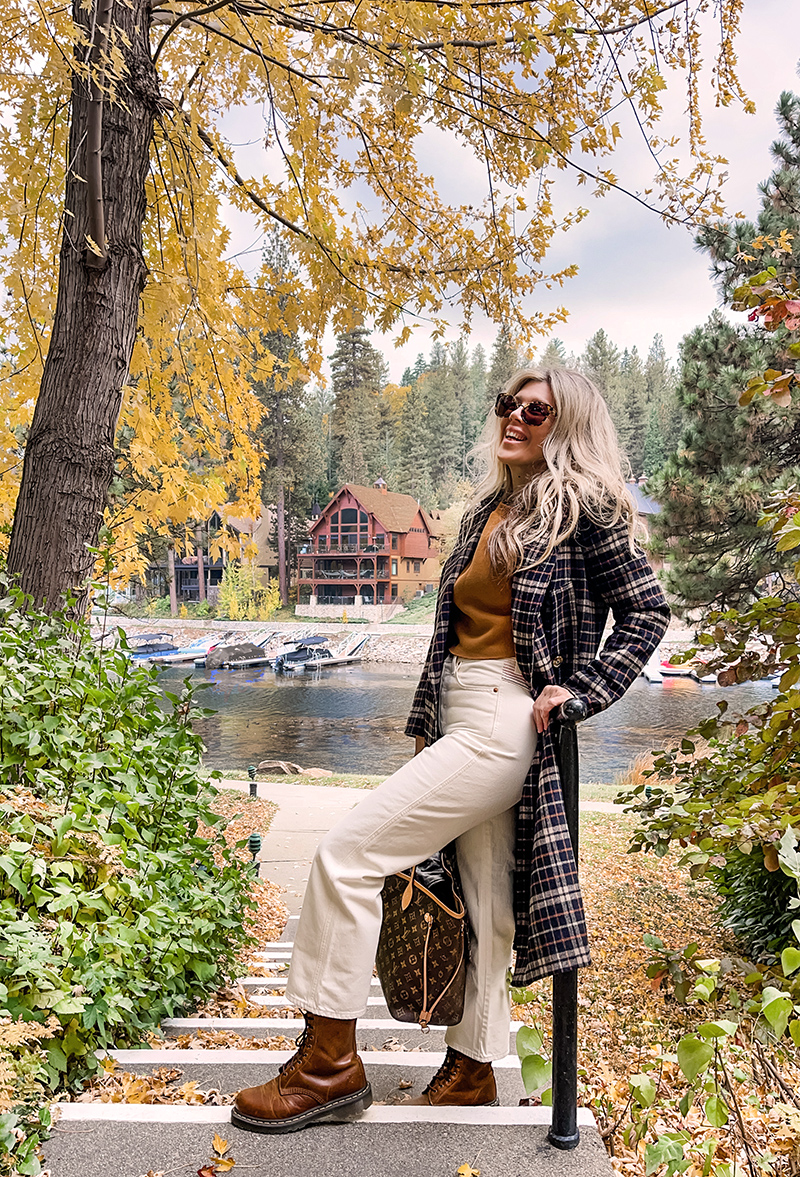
left=231, top=1012, right=372, bottom=1134
left=406, top=1046, right=499, bottom=1106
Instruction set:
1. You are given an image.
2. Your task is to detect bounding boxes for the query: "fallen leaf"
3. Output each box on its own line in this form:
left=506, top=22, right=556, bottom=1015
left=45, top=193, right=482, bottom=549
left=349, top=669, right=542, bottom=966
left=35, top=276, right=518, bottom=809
left=198, top=1167, right=217, bottom=1177
left=456, top=1166, right=480, bottom=1177
left=397, top=1078, right=413, bottom=1089
left=212, top=1134, right=229, bottom=1157
left=215, top=1160, right=236, bottom=1173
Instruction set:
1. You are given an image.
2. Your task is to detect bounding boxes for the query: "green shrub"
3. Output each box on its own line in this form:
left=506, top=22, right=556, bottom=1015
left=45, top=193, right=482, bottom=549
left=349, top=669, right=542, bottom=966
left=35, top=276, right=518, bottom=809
left=0, top=585, right=254, bottom=1092
left=712, top=849, right=798, bottom=959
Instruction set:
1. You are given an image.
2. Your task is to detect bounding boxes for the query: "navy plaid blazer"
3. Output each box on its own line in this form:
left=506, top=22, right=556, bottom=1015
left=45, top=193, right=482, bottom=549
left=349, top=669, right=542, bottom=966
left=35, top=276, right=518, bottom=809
left=405, top=493, right=670, bottom=984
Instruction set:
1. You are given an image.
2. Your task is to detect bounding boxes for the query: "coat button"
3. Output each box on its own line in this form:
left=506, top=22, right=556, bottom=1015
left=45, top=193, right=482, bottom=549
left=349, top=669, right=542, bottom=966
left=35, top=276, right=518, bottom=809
left=493, top=687, right=498, bottom=692
left=553, top=656, right=563, bottom=667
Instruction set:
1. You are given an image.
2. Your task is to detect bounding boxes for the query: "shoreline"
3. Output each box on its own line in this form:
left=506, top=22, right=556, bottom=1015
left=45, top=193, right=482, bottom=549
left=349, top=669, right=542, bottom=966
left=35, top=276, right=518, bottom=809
left=94, top=614, right=695, bottom=668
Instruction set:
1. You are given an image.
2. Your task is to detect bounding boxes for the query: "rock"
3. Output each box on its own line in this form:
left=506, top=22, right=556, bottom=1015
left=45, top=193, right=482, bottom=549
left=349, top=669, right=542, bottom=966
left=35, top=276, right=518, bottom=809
left=299, top=767, right=334, bottom=778
left=257, top=759, right=304, bottom=774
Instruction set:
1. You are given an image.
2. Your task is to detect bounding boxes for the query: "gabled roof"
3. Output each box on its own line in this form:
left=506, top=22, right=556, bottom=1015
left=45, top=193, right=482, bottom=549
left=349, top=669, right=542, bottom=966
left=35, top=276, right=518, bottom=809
left=628, top=481, right=661, bottom=516
left=314, top=483, right=438, bottom=536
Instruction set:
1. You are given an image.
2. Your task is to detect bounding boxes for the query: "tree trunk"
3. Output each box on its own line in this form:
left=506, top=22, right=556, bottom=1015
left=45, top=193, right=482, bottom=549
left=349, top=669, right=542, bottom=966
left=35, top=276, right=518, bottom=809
left=197, top=546, right=206, bottom=602
left=167, top=543, right=178, bottom=617
left=276, top=480, right=288, bottom=607
left=7, top=0, right=159, bottom=610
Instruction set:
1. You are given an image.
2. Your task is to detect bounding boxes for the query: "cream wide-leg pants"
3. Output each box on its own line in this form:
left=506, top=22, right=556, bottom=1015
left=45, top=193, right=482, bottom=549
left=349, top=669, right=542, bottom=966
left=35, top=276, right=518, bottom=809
left=285, top=655, right=538, bottom=1062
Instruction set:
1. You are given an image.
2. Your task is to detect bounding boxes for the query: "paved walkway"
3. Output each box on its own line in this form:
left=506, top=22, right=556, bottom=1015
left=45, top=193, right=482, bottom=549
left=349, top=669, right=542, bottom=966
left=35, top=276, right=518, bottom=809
left=221, top=777, right=622, bottom=915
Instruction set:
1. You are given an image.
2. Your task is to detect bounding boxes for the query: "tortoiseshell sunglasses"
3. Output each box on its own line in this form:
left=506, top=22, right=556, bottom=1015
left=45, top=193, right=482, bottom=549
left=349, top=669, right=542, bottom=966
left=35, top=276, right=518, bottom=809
left=494, top=393, right=557, bottom=426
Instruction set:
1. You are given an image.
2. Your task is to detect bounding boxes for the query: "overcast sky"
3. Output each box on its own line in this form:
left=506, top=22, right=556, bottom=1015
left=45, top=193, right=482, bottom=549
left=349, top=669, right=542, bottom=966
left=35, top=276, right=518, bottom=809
left=221, top=1, right=800, bottom=381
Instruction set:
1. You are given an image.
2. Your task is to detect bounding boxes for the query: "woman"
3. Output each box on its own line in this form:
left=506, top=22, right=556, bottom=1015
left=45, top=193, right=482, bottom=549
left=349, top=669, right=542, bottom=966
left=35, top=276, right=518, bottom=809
left=232, top=367, right=670, bottom=1135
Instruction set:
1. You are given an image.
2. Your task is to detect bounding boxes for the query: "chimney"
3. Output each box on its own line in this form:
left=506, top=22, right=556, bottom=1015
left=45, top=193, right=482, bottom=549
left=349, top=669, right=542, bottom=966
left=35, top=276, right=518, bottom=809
left=374, top=476, right=388, bottom=495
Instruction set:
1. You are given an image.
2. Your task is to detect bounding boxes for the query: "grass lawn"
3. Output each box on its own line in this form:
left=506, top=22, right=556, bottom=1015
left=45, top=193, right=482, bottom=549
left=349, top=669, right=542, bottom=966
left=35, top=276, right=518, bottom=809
left=221, top=769, right=627, bottom=804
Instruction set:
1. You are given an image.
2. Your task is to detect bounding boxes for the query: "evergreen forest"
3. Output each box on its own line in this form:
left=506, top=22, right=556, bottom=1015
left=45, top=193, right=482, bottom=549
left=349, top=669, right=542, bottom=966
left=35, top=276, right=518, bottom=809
left=256, top=323, right=682, bottom=562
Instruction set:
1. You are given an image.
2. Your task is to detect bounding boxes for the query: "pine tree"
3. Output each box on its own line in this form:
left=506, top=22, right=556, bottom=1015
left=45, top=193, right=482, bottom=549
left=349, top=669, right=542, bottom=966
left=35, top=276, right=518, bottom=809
left=401, top=353, right=428, bottom=388
left=450, top=337, right=479, bottom=478
left=642, top=406, right=667, bottom=476
left=580, top=330, right=625, bottom=435
left=329, top=327, right=386, bottom=482
left=649, top=313, right=798, bottom=608
left=539, top=338, right=568, bottom=368
left=486, top=326, right=521, bottom=404
left=645, top=334, right=682, bottom=464
left=339, top=416, right=369, bottom=485
left=396, top=379, right=434, bottom=506
left=421, top=345, right=462, bottom=503
left=618, top=347, right=648, bottom=476
left=650, top=87, right=800, bottom=609
left=696, top=88, right=800, bottom=299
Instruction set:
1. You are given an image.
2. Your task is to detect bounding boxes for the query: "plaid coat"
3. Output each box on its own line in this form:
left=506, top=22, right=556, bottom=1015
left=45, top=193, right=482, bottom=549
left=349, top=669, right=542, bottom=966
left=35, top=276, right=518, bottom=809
left=405, top=493, right=670, bottom=984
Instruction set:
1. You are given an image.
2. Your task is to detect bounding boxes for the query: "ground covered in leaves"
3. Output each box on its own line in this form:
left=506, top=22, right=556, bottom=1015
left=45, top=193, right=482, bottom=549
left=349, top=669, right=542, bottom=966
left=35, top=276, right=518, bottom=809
left=512, top=813, right=800, bottom=1177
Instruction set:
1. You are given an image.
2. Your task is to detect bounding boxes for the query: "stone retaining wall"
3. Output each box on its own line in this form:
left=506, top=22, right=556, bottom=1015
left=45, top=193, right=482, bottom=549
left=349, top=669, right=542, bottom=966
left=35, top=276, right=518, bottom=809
left=362, top=635, right=430, bottom=664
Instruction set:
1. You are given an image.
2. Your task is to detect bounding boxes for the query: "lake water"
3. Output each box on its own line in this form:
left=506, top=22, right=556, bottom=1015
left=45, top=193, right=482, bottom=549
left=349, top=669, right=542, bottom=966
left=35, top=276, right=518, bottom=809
left=160, top=663, right=775, bottom=784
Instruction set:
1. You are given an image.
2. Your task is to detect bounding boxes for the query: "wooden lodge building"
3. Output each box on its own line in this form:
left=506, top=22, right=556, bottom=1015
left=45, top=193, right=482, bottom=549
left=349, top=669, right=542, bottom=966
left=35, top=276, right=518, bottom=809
left=297, top=480, right=441, bottom=617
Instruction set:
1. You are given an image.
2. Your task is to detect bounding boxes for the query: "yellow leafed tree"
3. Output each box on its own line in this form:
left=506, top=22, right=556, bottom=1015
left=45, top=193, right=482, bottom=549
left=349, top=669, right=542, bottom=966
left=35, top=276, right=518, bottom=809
left=0, top=0, right=749, bottom=608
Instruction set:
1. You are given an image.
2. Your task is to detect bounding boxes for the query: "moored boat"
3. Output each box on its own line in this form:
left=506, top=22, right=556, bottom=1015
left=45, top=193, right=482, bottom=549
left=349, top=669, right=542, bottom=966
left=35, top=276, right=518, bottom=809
left=150, top=631, right=237, bottom=666
left=124, top=632, right=180, bottom=659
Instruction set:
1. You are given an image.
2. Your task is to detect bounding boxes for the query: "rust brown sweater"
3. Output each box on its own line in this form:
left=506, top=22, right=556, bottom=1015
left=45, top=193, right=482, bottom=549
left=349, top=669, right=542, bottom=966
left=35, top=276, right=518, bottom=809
left=449, top=506, right=515, bottom=660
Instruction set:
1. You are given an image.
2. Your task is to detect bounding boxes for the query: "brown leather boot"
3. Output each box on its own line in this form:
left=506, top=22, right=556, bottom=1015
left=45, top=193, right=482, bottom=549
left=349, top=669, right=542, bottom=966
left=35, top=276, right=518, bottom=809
left=406, top=1046, right=499, bottom=1106
left=231, top=1013, right=372, bottom=1134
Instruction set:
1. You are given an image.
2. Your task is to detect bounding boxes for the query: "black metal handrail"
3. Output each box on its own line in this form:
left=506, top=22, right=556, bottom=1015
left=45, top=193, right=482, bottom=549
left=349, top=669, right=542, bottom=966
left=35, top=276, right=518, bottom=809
left=549, top=694, right=588, bottom=1151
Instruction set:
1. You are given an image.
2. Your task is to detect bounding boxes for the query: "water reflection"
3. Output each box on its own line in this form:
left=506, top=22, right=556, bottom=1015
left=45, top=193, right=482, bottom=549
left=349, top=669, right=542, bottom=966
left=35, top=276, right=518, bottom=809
left=161, top=664, right=774, bottom=784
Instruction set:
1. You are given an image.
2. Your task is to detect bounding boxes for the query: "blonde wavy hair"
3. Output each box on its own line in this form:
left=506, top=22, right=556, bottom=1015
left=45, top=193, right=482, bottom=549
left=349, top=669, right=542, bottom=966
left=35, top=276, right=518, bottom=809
left=470, top=367, right=638, bottom=575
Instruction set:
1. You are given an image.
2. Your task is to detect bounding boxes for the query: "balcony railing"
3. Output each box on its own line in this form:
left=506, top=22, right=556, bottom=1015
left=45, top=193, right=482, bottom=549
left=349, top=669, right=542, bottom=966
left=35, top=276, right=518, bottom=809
left=314, top=539, right=387, bottom=554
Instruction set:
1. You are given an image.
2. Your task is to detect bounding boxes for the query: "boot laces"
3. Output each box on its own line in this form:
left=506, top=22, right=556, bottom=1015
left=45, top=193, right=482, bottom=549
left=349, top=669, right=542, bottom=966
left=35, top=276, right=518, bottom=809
left=279, top=1013, right=313, bottom=1075
left=423, top=1047, right=461, bottom=1095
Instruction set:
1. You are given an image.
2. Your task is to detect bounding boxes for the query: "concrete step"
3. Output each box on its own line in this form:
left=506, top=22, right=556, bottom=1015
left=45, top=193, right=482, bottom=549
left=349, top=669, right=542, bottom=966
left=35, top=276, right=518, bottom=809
left=159, top=1016, right=522, bottom=1052
left=236, top=974, right=383, bottom=988
left=100, top=1048, right=529, bottom=1104
left=247, top=993, right=391, bottom=1012
left=45, top=1103, right=609, bottom=1177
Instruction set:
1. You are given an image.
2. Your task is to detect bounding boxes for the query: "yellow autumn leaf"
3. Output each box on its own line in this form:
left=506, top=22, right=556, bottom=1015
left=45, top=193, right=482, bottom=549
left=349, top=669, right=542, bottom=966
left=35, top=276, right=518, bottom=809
left=456, top=1165, right=480, bottom=1177
left=212, top=1134, right=229, bottom=1156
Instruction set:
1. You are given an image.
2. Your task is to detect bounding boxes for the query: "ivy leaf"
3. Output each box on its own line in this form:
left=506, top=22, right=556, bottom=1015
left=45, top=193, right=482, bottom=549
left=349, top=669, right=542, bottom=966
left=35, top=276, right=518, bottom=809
left=761, top=987, right=793, bottom=1037
left=704, top=1095, right=729, bottom=1128
left=521, top=1053, right=552, bottom=1094
left=781, top=946, right=800, bottom=976
left=630, top=1072, right=657, bottom=1108
left=696, top=1020, right=738, bottom=1038
left=645, top=1134, right=686, bottom=1176
left=515, top=1025, right=544, bottom=1057
left=677, top=1035, right=713, bottom=1081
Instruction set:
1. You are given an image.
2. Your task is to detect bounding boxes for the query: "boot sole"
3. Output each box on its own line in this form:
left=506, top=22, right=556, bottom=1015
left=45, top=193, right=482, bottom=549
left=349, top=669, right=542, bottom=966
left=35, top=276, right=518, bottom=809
left=231, top=1083, right=373, bottom=1135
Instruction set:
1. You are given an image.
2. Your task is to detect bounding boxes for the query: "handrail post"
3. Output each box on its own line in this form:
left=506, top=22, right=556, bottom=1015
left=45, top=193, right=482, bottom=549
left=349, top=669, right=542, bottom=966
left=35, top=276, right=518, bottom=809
left=548, top=695, right=587, bottom=1151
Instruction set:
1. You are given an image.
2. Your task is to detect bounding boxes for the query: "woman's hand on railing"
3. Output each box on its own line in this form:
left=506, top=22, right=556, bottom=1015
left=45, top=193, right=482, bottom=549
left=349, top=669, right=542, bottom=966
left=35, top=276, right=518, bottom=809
left=532, top=685, right=579, bottom=734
